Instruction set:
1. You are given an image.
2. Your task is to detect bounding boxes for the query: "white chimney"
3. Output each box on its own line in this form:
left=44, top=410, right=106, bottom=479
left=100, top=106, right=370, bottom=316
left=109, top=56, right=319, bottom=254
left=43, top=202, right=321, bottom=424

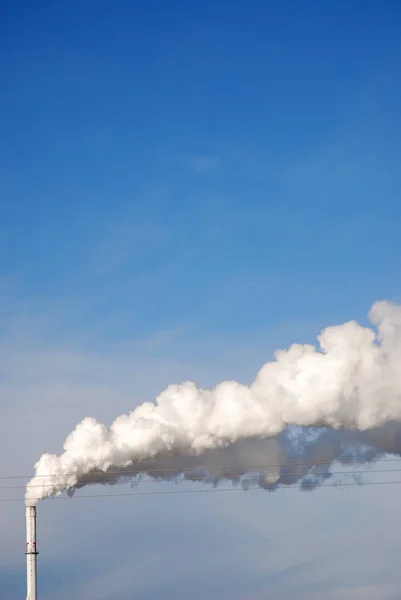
left=26, top=506, right=38, bottom=600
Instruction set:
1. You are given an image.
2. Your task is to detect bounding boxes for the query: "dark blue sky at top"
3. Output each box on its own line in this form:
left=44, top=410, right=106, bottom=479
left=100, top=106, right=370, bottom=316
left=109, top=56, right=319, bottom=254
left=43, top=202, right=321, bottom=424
left=1, top=0, right=401, bottom=347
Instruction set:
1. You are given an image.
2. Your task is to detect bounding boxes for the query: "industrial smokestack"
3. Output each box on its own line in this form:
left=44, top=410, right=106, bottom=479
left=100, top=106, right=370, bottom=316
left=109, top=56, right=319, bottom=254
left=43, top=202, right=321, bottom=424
left=26, top=506, right=38, bottom=600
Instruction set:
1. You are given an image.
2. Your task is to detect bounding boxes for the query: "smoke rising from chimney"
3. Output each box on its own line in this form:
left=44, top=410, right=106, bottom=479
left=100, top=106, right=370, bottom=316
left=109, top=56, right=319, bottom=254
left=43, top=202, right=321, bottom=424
left=25, top=300, right=401, bottom=505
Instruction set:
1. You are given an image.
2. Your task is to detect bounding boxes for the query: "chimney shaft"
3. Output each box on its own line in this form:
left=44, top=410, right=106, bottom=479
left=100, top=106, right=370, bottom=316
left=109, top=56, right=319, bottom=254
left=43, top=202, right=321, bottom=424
left=26, top=506, right=38, bottom=600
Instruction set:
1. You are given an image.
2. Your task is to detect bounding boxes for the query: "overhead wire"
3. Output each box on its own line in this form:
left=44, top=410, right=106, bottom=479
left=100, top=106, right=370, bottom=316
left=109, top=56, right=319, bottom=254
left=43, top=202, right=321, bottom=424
left=2, top=455, right=401, bottom=481
left=1, top=478, right=400, bottom=504
left=3, top=466, right=401, bottom=490
left=3, top=457, right=401, bottom=504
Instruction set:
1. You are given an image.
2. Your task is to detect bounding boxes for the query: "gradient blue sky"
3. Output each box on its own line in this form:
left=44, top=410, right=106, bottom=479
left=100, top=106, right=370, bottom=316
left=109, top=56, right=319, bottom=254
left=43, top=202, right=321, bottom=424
left=1, top=1, right=401, bottom=599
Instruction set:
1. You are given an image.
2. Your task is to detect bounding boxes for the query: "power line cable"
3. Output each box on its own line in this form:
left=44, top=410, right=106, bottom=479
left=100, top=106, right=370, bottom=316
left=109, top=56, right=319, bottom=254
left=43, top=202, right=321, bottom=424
left=3, top=466, right=401, bottom=491
left=4, top=478, right=401, bottom=505
left=2, top=455, right=401, bottom=481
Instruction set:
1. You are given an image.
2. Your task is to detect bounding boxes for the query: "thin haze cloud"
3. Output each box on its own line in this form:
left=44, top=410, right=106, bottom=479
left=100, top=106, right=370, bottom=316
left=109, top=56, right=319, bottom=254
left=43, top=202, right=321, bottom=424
left=181, top=154, right=221, bottom=174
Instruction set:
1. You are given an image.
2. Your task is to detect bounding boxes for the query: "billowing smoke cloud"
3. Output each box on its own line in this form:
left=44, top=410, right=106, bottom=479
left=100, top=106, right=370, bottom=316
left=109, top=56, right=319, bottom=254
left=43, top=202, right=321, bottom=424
left=25, top=300, right=401, bottom=505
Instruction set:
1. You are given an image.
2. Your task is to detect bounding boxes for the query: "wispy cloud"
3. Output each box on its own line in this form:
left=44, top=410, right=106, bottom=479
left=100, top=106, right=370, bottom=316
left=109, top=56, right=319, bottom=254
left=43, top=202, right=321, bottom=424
left=181, top=153, right=220, bottom=174
left=88, top=219, right=171, bottom=276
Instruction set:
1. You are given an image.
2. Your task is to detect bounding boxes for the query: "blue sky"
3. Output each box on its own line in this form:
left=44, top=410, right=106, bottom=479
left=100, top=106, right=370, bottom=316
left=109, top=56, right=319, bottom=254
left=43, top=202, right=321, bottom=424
left=1, top=1, right=401, bottom=598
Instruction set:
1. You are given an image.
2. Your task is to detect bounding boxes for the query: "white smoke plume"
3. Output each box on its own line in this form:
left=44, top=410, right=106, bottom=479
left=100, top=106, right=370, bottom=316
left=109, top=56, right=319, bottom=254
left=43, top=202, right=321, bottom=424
left=25, top=300, right=401, bottom=505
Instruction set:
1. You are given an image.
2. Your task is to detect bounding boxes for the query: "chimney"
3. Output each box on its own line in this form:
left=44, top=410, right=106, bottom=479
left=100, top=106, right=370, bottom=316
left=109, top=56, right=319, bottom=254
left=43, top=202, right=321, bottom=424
left=26, top=506, right=38, bottom=600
